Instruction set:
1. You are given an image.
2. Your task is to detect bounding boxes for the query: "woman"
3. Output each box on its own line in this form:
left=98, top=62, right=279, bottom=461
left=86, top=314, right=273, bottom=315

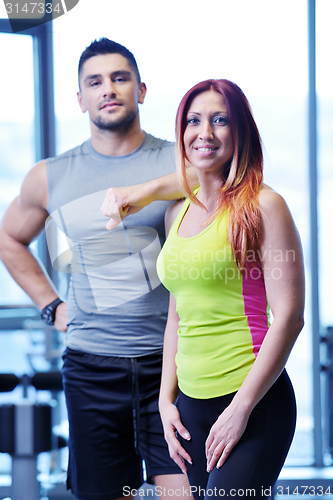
left=156, top=79, right=305, bottom=498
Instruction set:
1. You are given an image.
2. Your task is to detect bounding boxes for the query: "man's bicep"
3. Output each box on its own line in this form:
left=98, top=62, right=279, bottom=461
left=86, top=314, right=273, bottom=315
left=1, top=196, right=48, bottom=245
left=1, top=161, right=49, bottom=245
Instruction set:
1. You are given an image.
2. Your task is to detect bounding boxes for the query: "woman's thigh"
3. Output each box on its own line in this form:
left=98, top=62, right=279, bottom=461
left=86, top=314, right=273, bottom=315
left=177, top=370, right=296, bottom=500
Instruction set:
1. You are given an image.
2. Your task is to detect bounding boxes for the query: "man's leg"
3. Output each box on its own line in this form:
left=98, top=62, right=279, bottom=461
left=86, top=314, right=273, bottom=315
left=62, top=349, right=143, bottom=500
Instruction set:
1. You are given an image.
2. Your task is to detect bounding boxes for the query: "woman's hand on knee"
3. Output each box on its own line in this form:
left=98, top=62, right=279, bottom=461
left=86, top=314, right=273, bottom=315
left=160, top=403, right=192, bottom=474
left=205, top=404, right=249, bottom=472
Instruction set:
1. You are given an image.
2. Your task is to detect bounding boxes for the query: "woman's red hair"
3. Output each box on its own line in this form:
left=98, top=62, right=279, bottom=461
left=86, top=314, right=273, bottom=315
left=175, top=79, right=263, bottom=270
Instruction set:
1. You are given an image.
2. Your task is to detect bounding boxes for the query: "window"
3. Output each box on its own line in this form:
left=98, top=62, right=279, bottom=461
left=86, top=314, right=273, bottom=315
left=0, top=33, right=35, bottom=305
left=317, top=0, right=333, bottom=463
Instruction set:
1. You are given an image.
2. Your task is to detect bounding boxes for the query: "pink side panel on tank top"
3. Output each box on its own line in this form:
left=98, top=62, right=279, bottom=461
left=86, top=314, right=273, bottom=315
left=242, top=267, right=269, bottom=357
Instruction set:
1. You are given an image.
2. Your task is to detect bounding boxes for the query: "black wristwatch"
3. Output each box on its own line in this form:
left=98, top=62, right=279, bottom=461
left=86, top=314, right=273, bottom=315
left=40, top=298, right=64, bottom=326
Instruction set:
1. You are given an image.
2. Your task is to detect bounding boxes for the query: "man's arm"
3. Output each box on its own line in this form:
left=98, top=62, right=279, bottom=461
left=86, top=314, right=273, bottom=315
left=101, top=167, right=199, bottom=230
left=0, top=160, right=68, bottom=331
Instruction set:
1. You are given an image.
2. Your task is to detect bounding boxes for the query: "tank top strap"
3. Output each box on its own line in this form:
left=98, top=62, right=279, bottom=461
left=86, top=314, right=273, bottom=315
left=169, top=188, right=201, bottom=237
left=168, top=197, right=191, bottom=237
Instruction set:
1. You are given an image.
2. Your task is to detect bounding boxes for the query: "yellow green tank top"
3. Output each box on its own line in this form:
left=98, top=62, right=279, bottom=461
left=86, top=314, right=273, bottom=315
left=156, top=197, right=270, bottom=399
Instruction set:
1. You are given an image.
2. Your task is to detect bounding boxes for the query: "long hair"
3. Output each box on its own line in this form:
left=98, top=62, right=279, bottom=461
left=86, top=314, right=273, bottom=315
left=176, top=79, right=263, bottom=269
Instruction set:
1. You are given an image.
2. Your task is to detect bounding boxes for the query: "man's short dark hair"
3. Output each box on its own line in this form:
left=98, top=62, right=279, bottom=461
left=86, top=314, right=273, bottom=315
left=78, top=38, right=141, bottom=86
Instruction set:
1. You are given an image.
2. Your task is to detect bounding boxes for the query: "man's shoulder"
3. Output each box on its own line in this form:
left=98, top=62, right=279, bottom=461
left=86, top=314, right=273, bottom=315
left=142, top=133, right=175, bottom=153
left=46, top=140, right=90, bottom=166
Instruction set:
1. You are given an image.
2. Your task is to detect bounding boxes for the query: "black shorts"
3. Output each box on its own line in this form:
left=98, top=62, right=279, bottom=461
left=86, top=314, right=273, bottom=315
left=177, top=370, right=296, bottom=500
left=62, top=348, right=181, bottom=500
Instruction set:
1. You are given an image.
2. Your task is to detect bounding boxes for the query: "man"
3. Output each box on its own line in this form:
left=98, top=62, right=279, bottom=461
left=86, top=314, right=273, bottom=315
left=0, top=38, right=192, bottom=500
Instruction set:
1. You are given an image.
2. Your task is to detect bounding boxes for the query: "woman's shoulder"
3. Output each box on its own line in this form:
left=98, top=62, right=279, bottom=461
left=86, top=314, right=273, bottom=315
left=259, top=184, right=290, bottom=215
left=259, top=184, right=295, bottom=232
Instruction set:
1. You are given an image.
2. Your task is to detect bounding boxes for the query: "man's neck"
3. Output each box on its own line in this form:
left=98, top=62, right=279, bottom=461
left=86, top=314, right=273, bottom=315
left=90, top=121, right=146, bottom=157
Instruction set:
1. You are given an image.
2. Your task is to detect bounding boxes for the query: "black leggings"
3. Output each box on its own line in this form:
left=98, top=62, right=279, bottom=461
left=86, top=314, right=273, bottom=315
left=177, top=370, right=296, bottom=500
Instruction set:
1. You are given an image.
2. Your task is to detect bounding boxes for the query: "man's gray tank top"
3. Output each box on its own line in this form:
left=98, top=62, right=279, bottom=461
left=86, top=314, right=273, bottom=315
left=46, top=133, right=175, bottom=357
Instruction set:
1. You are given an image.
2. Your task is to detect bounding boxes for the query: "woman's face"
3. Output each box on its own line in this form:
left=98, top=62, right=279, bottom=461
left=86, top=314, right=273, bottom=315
left=183, top=90, right=234, bottom=175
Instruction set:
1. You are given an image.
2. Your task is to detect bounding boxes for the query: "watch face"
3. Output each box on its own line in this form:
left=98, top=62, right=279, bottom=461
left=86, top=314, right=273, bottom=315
left=41, top=303, right=59, bottom=325
left=41, top=299, right=63, bottom=325
left=42, top=305, right=54, bottom=325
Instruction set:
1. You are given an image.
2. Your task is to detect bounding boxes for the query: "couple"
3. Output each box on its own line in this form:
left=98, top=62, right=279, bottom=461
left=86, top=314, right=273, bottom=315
left=0, top=38, right=304, bottom=500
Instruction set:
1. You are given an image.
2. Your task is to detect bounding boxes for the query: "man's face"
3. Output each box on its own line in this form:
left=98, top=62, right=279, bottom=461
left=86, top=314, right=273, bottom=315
left=77, top=53, right=146, bottom=132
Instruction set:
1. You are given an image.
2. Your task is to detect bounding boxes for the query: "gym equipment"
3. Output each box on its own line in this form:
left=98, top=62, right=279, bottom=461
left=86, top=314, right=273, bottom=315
left=0, top=371, right=63, bottom=500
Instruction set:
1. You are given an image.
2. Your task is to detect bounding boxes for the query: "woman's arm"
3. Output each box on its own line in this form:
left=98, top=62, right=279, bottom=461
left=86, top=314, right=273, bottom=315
left=101, top=168, right=199, bottom=230
left=159, top=293, right=193, bottom=474
left=158, top=200, right=193, bottom=473
left=205, top=187, right=305, bottom=471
